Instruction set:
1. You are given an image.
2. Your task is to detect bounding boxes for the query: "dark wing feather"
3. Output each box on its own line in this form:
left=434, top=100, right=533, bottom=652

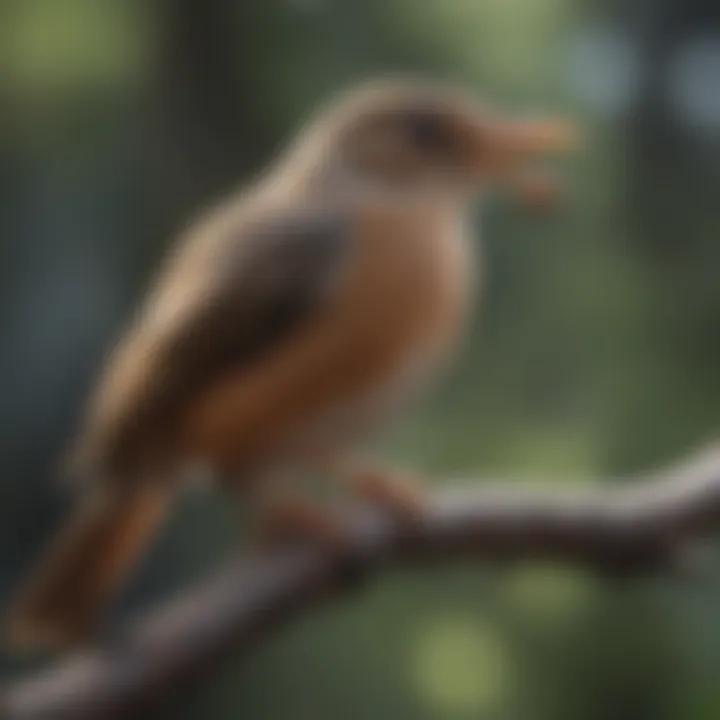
left=70, top=206, right=352, bottom=481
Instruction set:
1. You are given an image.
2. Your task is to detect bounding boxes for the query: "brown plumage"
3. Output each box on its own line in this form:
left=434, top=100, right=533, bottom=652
left=7, top=484, right=171, bottom=648
left=6, top=78, right=575, bottom=650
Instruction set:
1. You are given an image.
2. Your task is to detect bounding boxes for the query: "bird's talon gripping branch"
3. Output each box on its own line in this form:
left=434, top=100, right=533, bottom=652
left=351, top=468, right=428, bottom=521
left=253, top=497, right=352, bottom=552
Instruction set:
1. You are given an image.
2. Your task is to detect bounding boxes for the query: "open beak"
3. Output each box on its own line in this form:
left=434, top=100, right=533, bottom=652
left=472, top=115, right=579, bottom=212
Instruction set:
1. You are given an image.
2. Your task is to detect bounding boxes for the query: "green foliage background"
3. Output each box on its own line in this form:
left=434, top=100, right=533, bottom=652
left=2, top=1, right=720, bottom=718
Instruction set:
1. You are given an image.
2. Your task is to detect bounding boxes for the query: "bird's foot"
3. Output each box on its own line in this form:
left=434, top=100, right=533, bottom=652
left=252, top=496, right=350, bottom=552
left=351, top=467, right=427, bottom=521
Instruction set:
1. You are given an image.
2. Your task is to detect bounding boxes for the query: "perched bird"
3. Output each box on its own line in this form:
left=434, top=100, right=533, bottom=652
left=6, top=78, right=575, bottom=650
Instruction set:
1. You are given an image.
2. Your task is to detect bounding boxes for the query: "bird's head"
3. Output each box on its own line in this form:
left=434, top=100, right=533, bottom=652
left=282, top=78, right=578, bottom=210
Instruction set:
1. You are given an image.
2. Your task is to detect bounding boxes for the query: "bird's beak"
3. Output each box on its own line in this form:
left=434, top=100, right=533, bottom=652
left=470, top=115, right=579, bottom=212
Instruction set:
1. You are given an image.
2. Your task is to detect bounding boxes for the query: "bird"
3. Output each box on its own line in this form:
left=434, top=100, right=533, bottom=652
left=6, top=77, right=575, bottom=650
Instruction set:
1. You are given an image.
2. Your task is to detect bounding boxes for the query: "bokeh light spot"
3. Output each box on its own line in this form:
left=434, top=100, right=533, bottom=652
left=501, top=564, right=596, bottom=631
left=412, top=615, right=512, bottom=716
left=668, top=35, right=720, bottom=133
left=1, top=0, right=147, bottom=93
left=566, top=22, right=641, bottom=118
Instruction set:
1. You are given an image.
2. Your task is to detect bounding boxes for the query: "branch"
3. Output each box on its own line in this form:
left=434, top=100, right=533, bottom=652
left=4, top=445, right=720, bottom=719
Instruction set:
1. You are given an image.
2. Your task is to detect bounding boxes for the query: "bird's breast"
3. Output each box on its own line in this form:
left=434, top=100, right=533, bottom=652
left=336, top=201, right=475, bottom=408
left=351, top=201, right=474, bottom=366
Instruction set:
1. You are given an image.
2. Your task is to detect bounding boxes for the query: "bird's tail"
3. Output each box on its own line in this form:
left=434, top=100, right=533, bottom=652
left=6, top=481, right=172, bottom=650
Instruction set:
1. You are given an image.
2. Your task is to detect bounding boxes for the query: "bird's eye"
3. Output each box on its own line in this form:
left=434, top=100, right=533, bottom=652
left=403, top=109, right=450, bottom=154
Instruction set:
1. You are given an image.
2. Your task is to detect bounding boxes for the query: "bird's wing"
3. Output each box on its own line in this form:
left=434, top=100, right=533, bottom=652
left=69, top=204, right=354, bottom=481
